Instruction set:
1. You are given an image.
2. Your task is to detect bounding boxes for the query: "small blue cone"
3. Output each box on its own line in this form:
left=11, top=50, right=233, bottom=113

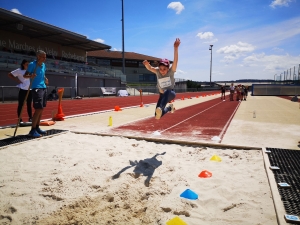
left=180, top=189, right=198, bottom=200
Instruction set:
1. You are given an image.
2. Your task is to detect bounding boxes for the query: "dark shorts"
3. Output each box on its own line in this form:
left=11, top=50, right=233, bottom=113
left=32, top=88, right=47, bottom=109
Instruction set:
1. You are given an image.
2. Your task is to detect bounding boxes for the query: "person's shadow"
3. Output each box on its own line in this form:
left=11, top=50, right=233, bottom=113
left=112, top=152, right=166, bottom=187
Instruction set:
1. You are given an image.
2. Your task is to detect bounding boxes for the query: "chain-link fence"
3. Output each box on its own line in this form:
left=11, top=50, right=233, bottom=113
left=0, top=86, right=221, bottom=102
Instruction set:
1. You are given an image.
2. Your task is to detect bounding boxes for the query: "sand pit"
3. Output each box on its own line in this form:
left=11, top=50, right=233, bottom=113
left=0, top=132, right=276, bottom=224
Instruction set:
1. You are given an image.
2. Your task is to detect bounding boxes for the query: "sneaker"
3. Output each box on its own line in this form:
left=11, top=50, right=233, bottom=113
left=169, top=104, right=175, bottom=113
left=29, top=129, right=41, bottom=138
left=36, top=127, right=47, bottom=135
left=155, top=107, right=162, bottom=120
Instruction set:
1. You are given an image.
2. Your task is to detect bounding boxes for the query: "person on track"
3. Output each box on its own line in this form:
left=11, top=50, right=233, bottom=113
left=143, top=38, right=180, bottom=119
left=8, top=59, right=33, bottom=123
left=236, top=84, right=242, bottom=101
left=243, top=85, right=248, bottom=101
left=221, top=85, right=226, bottom=100
left=229, top=83, right=235, bottom=101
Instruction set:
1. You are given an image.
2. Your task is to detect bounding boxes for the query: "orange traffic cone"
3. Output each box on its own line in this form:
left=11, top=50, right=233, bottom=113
left=54, top=88, right=65, bottom=121
left=114, top=105, right=122, bottom=111
left=198, top=170, right=212, bottom=178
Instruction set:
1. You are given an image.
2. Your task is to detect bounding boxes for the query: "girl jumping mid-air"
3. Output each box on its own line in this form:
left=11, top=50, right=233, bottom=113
left=143, top=38, right=180, bottom=120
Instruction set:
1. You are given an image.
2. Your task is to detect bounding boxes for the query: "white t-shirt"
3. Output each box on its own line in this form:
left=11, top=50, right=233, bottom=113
left=155, top=68, right=175, bottom=93
left=10, top=68, right=30, bottom=90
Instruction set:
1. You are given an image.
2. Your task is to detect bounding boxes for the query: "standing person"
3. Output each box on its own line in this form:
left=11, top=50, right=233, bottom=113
left=143, top=38, right=180, bottom=119
left=220, top=85, right=226, bottom=100
left=24, top=50, right=49, bottom=137
left=8, top=59, right=32, bottom=123
left=229, top=83, right=235, bottom=101
left=244, top=85, right=248, bottom=101
left=236, top=84, right=242, bottom=101
left=241, top=85, right=245, bottom=101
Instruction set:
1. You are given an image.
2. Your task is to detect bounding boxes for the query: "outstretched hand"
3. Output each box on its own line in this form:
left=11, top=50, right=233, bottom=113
left=174, top=38, right=181, bottom=48
left=143, top=60, right=150, bottom=66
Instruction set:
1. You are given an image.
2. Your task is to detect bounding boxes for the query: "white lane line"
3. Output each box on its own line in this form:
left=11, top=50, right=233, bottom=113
left=160, top=101, right=224, bottom=134
left=218, top=101, right=241, bottom=142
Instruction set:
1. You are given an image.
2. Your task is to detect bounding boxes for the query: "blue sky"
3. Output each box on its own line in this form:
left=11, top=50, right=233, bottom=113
left=1, top=0, right=300, bottom=81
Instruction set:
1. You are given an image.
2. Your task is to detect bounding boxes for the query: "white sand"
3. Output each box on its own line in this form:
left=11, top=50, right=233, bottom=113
left=0, top=132, right=276, bottom=225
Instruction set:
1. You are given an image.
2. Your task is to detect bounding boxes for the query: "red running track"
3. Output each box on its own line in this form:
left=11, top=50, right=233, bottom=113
left=0, top=91, right=221, bottom=127
left=111, top=98, right=240, bottom=142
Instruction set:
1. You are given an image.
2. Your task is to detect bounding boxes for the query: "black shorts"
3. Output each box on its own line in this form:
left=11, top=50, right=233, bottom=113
left=32, top=88, right=47, bottom=109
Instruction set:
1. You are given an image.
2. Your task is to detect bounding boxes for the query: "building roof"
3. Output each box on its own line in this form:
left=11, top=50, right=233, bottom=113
left=87, top=50, right=166, bottom=62
left=0, top=8, right=111, bottom=51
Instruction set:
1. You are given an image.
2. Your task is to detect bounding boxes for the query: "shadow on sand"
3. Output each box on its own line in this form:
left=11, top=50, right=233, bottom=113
left=112, top=152, right=166, bottom=187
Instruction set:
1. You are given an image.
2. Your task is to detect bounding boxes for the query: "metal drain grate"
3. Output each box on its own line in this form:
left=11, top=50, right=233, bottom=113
left=0, top=129, right=68, bottom=148
left=267, top=147, right=300, bottom=217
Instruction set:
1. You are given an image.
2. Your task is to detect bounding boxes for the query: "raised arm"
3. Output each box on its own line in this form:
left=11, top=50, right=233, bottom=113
left=171, top=38, right=180, bottom=72
left=143, top=60, right=157, bottom=74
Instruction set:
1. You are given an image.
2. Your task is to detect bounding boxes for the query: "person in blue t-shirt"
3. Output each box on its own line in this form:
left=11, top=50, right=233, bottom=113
left=143, top=38, right=180, bottom=119
left=24, top=50, right=49, bottom=138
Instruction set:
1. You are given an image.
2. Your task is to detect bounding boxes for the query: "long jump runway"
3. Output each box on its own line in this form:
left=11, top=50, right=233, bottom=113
left=111, top=98, right=241, bottom=143
left=0, top=91, right=220, bottom=127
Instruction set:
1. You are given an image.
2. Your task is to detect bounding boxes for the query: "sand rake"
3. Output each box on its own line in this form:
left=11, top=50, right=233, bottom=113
left=13, top=63, right=38, bottom=137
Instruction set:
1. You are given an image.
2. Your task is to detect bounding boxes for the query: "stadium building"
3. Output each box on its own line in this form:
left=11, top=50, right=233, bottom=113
left=0, top=7, right=173, bottom=100
left=87, top=50, right=162, bottom=84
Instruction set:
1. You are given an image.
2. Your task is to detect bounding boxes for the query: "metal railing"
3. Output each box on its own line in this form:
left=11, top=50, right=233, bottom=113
left=0, top=86, right=74, bottom=103
left=274, top=64, right=300, bottom=82
left=0, top=51, right=126, bottom=82
left=1, top=86, right=220, bottom=102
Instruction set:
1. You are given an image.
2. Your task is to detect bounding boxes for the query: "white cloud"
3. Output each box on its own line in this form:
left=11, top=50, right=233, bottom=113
left=272, top=47, right=284, bottom=52
left=217, top=42, right=255, bottom=55
left=196, top=32, right=214, bottom=40
left=167, top=2, right=185, bottom=14
left=216, top=42, right=255, bottom=63
left=11, top=8, right=21, bottom=14
left=112, top=48, right=121, bottom=51
left=196, top=32, right=218, bottom=43
left=175, top=69, right=187, bottom=75
left=270, top=0, right=293, bottom=8
left=243, top=53, right=300, bottom=75
left=94, top=38, right=105, bottom=43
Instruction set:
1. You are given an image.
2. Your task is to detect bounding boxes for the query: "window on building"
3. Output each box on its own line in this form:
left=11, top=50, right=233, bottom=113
left=139, top=74, right=157, bottom=82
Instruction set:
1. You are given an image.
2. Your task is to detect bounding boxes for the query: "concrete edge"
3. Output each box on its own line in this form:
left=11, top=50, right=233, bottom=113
left=0, top=130, right=69, bottom=150
left=71, top=131, right=262, bottom=150
left=262, top=147, right=288, bottom=225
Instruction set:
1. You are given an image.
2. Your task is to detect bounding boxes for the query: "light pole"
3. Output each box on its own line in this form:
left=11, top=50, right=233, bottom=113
left=209, top=45, right=213, bottom=87
left=121, top=0, right=125, bottom=76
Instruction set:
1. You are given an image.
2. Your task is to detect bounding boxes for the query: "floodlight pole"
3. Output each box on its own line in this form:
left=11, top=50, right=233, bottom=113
left=121, top=0, right=125, bottom=76
left=298, top=64, right=300, bottom=81
left=209, top=45, right=213, bottom=87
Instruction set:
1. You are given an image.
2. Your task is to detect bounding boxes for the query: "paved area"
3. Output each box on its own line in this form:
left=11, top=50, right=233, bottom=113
left=1, top=94, right=299, bottom=150
left=222, top=96, right=300, bottom=150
